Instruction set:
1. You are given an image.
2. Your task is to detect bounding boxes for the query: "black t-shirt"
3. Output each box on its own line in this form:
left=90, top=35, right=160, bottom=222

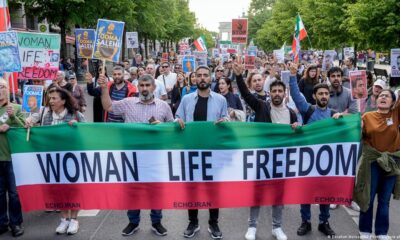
left=194, top=96, right=208, bottom=121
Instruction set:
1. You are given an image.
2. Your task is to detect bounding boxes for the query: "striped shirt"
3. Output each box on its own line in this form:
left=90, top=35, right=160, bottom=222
left=111, top=97, right=174, bottom=123
left=107, top=84, right=128, bottom=122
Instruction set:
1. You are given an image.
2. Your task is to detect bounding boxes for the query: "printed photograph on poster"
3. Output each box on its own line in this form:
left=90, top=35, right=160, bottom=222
left=281, top=71, right=291, bottom=87
left=349, top=70, right=368, bottom=100
left=182, top=56, right=196, bottom=73
left=231, top=19, right=248, bottom=44
left=244, top=55, right=255, bottom=70
left=93, top=19, right=125, bottom=62
left=221, top=54, right=230, bottom=65
left=247, top=46, right=257, bottom=57
left=391, top=49, right=400, bottom=78
left=0, top=31, right=21, bottom=73
left=194, top=51, right=207, bottom=67
left=162, top=53, right=169, bottom=62
left=126, top=32, right=138, bottom=49
left=322, top=50, right=336, bottom=72
left=75, top=29, right=95, bottom=59
left=273, top=49, right=284, bottom=63
left=17, top=32, right=60, bottom=80
left=22, top=85, right=44, bottom=113
left=343, top=47, right=354, bottom=59
left=212, top=48, right=220, bottom=58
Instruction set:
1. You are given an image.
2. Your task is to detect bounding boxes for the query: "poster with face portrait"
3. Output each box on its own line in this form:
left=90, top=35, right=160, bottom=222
left=126, top=32, right=138, bottom=49
left=0, top=31, right=21, bottom=73
left=22, top=85, right=44, bottom=113
left=322, top=50, right=336, bottom=72
left=390, top=49, right=400, bottom=78
left=182, top=55, right=196, bottom=73
left=244, top=55, right=255, bottom=70
left=349, top=70, right=367, bottom=100
left=75, top=29, right=95, bottom=59
left=92, top=19, right=125, bottom=62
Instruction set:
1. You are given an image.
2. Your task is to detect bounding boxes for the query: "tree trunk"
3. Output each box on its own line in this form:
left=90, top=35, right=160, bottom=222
left=144, top=36, right=148, bottom=59
left=59, top=20, right=67, bottom=61
left=122, top=28, right=126, bottom=61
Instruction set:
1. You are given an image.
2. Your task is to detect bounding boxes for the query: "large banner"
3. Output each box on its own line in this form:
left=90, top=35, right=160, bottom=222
left=391, top=49, right=400, bottom=78
left=231, top=19, right=248, bottom=44
left=8, top=115, right=361, bottom=211
left=0, top=31, right=21, bottom=72
left=92, top=19, right=124, bottom=62
left=17, top=32, right=60, bottom=80
left=75, top=29, right=95, bottom=59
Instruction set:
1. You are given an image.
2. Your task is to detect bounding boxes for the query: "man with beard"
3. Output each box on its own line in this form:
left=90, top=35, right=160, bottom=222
left=175, top=66, right=228, bottom=239
left=234, top=61, right=298, bottom=240
left=86, top=65, right=136, bottom=122
left=289, top=63, right=342, bottom=238
left=245, top=71, right=270, bottom=122
left=99, top=74, right=173, bottom=237
left=327, top=67, right=357, bottom=114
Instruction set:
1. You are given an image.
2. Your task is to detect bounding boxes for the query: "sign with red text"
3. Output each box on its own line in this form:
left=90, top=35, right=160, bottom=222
left=232, top=19, right=248, bottom=44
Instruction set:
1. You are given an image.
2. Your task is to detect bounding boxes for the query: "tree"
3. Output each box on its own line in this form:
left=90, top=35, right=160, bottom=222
left=247, top=0, right=275, bottom=46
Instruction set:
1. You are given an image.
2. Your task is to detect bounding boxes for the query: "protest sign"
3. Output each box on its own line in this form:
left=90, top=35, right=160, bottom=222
left=8, top=115, right=360, bottom=211
left=161, top=52, right=169, bottom=62
left=17, top=32, right=60, bottom=80
left=273, top=49, right=285, bottom=63
left=221, top=53, right=230, bottom=64
left=349, top=70, right=368, bottom=100
left=176, top=55, right=183, bottom=65
left=343, top=47, right=354, bottom=60
left=219, top=40, right=231, bottom=49
left=92, top=19, right=124, bottom=62
left=232, top=19, right=248, bottom=44
left=244, top=55, right=255, bottom=70
left=75, top=29, right=95, bottom=59
left=184, top=49, right=192, bottom=56
left=194, top=51, right=207, bottom=66
left=179, top=42, right=189, bottom=55
left=322, top=50, right=336, bottom=72
left=212, top=48, right=220, bottom=58
left=126, top=32, right=138, bottom=49
left=300, top=50, right=314, bottom=64
left=281, top=70, right=290, bottom=87
left=182, top=55, right=195, bottom=73
left=22, top=85, right=43, bottom=113
left=247, top=46, right=257, bottom=57
left=390, top=49, right=400, bottom=78
left=0, top=31, right=21, bottom=72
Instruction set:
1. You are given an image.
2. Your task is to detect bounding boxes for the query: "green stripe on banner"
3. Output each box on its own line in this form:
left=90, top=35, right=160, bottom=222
left=7, top=114, right=361, bottom=153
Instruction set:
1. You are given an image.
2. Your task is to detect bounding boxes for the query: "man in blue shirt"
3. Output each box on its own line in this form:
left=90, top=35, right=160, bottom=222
left=289, top=63, right=342, bottom=238
left=175, top=65, right=227, bottom=239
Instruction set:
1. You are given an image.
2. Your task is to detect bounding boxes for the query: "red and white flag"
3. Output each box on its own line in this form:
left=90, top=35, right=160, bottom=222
left=0, top=0, right=11, bottom=32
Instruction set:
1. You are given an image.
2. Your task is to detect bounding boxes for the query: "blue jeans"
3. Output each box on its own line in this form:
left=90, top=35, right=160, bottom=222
left=0, top=161, right=23, bottom=226
left=127, top=209, right=162, bottom=224
left=359, top=161, right=397, bottom=235
left=300, top=204, right=330, bottom=223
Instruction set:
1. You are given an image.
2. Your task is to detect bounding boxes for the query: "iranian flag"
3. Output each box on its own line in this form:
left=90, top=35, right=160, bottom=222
left=0, top=0, right=10, bottom=31
left=193, top=35, right=207, bottom=52
left=292, top=14, right=308, bottom=62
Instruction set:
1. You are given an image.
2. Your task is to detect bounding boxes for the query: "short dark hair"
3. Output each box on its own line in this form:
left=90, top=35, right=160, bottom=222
left=195, top=65, right=211, bottom=75
left=313, top=83, right=330, bottom=94
left=270, top=80, right=286, bottom=92
left=327, top=67, right=343, bottom=78
left=138, top=74, right=155, bottom=85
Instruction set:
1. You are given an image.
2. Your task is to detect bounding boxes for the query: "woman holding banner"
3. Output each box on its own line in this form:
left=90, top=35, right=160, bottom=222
left=354, top=89, right=400, bottom=240
left=25, top=87, right=85, bottom=235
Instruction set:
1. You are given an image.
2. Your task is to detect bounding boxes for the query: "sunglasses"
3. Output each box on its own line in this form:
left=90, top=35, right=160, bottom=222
left=216, top=70, right=224, bottom=72
left=162, top=65, right=169, bottom=68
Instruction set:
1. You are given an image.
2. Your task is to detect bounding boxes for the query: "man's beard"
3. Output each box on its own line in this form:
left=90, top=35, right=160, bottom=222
left=197, top=82, right=210, bottom=90
left=139, top=92, right=154, bottom=101
left=271, top=96, right=283, bottom=106
left=316, top=98, right=328, bottom=108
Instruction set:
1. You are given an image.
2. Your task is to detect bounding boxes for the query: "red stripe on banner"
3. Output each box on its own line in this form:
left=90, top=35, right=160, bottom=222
left=17, top=177, right=355, bottom=212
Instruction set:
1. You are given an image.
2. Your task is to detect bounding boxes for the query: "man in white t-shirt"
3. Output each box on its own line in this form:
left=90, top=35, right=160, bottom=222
left=156, top=62, right=177, bottom=100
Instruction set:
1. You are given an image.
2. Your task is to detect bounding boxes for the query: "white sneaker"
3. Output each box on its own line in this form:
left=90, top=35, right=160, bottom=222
left=67, top=219, right=79, bottom=235
left=330, top=204, right=338, bottom=209
left=347, top=201, right=360, bottom=212
left=377, top=235, right=392, bottom=240
left=272, top=227, right=287, bottom=240
left=56, top=218, right=70, bottom=234
left=245, top=227, right=256, bottom=240
left=359, top=232, right=372, bottom=240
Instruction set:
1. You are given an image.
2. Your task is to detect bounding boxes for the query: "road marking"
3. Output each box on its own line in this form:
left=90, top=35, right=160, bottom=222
left=78, top=210, right=100, bottom=217
left=90, top=211, right=112, bottom=240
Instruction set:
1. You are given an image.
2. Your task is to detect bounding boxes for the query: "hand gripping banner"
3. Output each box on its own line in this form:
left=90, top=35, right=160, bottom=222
left=7, top=115, right=361, bottom=211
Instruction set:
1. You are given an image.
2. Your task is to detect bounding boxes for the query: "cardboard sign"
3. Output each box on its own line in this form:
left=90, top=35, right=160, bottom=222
left=22, top=85, right=44, bottom=113
left=322, top=50, right=336, bottom=72
left=391, top=49, right=400, bottom=78
left=17, top=32, right=60, bottom=80
left=273, top=49, right=285, bottom=63
left=244, top=55, right=255, bottom=70
left=182, top=55, right=196, bottom=73
left=194, top=51, right=207, bottom=67
left=232, top=19, right=248, bottom=44
left=281, top=70, right=290, bottom=87
left=126, top=32, right=138, bottom=49
left=0, top=31, right=21, bottom=72
left=93, top=19, right=125, bottom=62
left=75, top=29, right=95, bottom=59
left=349, top=70, right=368, bottom=100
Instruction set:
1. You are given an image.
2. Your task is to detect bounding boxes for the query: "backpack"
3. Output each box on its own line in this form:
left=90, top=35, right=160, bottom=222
left=303, top=105, right=337, bottom=124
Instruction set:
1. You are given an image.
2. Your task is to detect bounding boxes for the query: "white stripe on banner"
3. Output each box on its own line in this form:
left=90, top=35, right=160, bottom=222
left=12, top=142, right=359, bottom=186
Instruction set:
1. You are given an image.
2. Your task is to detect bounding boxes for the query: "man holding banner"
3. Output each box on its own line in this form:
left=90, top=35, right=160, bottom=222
left=0, top=79, right=25, bottom=237
left=98, top=73, right=173, bottom=237
left=176, top=66, right=228, bottom=239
